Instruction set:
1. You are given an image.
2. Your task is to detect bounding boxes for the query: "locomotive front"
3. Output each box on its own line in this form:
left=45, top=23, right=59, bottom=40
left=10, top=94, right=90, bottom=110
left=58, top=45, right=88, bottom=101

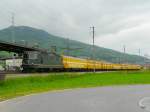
left=22, top=51, right=63, bottom=72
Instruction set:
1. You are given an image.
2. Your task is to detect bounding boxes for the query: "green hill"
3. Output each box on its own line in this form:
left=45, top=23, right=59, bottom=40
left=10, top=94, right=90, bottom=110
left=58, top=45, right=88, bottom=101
left=0, top=26, right=149, bottom=64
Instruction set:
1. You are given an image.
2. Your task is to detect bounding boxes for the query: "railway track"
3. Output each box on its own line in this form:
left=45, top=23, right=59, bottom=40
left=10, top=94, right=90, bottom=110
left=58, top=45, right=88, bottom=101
left=0, top=70, right=111, bottom=78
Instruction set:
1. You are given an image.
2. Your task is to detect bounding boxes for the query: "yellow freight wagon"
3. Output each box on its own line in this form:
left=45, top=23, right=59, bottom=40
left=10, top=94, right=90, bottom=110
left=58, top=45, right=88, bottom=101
left=62, top=55, right=141, bottom=71
left=62, top=56, right=87, bottom=69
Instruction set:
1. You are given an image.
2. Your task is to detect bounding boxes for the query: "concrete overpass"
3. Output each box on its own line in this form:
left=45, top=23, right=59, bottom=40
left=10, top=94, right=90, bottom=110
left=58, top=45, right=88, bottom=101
left=0, top=40, right=46, bottom=53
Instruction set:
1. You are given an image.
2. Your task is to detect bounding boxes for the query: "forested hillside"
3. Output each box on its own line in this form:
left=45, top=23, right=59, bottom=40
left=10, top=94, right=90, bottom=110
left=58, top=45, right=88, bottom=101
left=0, top=26, right=148, bottom=64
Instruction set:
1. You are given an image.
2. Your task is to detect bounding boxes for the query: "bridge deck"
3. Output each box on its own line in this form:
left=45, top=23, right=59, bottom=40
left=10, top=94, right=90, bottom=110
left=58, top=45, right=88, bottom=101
left=0, top=40, right=46, bottom=53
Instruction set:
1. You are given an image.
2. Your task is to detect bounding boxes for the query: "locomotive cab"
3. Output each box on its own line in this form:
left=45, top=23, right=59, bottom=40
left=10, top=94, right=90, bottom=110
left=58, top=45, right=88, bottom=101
left=23, top=51, right=39, bottom=64
left=22, top=51, right=63, bottom=72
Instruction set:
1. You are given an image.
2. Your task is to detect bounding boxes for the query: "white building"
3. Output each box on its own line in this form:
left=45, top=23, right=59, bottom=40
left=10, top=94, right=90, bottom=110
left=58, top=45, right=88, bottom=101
left=5, top=59, right=22, bottom=71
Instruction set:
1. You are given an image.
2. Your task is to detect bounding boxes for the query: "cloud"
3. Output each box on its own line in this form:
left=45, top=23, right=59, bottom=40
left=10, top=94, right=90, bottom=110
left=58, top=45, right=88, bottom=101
left=0, top=0, right=150, bottom=55
left=97, top=21, right=150, bottom=55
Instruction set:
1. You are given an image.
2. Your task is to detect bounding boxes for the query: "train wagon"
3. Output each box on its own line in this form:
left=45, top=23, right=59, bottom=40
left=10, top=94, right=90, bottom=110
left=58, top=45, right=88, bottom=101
left=62, top=56, right=87, bottom=70
left=22, top=51, right=142, bottom=72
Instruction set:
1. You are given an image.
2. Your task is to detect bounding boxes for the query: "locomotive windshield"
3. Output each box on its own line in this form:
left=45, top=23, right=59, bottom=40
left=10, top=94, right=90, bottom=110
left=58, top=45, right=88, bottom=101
left=26, top=51, right=39, bottom=60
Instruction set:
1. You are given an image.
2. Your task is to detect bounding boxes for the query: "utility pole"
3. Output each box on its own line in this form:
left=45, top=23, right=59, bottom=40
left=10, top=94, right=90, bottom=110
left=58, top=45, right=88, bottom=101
left=66, top=38, right=70, bottom=56
left=123, top=45, right=126, bottom=63
left=139, top=48, right=141, bottom=56
left=11, top=13, right=15, bottom=70
left=90, top=26, right=95, bottom=73
left=62, top=38, right=70, bottom=56
left=123, top=45, right=126, bottom=54
left=11, top=13, right=15, bottom=43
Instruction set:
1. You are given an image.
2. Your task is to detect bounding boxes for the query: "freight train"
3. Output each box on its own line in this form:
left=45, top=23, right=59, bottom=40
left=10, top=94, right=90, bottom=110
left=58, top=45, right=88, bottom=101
left=22, top=51, right=142, bottom=72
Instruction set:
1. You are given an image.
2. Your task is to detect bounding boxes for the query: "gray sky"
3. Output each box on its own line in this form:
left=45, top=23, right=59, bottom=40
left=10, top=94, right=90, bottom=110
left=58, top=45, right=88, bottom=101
left=0, top=0, right=150, bottom=56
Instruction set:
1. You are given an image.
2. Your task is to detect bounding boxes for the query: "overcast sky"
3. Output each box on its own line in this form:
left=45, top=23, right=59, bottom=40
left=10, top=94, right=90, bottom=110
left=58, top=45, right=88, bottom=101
left=0, top=0, right=150, bottom=56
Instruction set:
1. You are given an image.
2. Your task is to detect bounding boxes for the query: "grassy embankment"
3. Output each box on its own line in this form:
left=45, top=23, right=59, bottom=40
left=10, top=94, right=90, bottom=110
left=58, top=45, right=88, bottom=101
left=0, top=70, right=150, bottom=101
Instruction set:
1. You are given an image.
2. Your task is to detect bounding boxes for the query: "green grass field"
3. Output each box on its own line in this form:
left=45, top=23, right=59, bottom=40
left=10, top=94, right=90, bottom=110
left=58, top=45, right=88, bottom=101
left=0, top=71, right=150, bottom=101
